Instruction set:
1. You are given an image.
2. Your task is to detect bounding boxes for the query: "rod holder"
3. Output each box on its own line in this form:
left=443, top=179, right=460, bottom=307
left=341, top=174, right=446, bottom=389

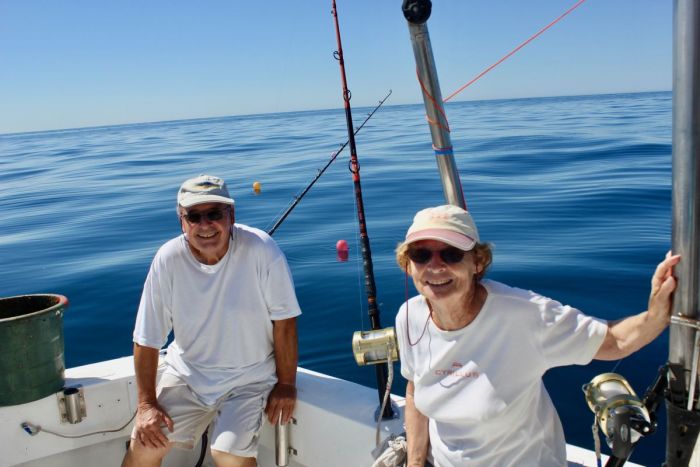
left=275, top=416, right=296, bottom=466
left=57, top=386, right=86, bottom=424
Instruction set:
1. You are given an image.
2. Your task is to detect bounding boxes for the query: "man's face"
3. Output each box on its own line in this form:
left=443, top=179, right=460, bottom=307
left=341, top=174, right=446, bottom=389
left=179, top=202, right=233, bottom=264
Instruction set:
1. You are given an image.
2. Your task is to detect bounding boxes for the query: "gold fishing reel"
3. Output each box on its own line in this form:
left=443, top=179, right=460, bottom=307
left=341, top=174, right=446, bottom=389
left=582, top=372, right=652, bottom=459
left=351, top=327, right=399, bottom=366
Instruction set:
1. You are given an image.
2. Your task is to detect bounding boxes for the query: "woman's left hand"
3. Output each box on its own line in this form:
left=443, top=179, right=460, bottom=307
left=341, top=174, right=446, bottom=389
left=596, top=251, right=681, bottom=361
left=648, top=251, right=681, bottom=321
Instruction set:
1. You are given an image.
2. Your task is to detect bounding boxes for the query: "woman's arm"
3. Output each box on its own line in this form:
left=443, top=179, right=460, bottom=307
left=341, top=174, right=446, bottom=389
left=405, top=380, right=430, bottom=466
left=595, top=253, right=680, bottom=360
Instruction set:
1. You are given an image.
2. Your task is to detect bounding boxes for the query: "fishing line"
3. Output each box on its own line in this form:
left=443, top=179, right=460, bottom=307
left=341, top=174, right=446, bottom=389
left=443, top=0, right=588, bottom=103
left=416, top=68, right=451, bottom=133
left=353, top=190, right=366, bottom=331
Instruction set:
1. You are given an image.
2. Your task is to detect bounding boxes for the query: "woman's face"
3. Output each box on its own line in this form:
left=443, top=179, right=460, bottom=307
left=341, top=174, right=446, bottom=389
left=407, top=239, right=481, bottom=305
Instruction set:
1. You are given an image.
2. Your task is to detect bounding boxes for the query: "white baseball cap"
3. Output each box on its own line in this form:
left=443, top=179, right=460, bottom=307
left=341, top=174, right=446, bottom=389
left=177, top=175, right=235, bottom=208
left=403, top=205, right=479, bottom=251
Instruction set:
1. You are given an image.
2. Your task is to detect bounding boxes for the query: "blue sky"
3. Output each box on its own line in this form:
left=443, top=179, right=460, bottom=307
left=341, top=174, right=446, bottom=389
left=1, top=1, right=671, bottom=134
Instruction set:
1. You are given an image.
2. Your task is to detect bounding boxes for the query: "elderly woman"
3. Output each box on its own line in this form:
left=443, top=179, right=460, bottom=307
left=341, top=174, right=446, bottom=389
left=394, top=204, right=680, bottom=466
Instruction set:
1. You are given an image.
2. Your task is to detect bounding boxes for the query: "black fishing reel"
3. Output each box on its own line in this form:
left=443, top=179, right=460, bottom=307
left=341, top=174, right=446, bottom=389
left=402, top=0, right=431, bottom=24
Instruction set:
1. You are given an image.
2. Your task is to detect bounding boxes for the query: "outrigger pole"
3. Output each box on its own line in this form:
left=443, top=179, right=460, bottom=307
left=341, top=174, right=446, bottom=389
left=667, top=0, right=700, bottom=464
left=331, top=0, right=393, bottom=419
left=402, top=0, right=466, bottom=210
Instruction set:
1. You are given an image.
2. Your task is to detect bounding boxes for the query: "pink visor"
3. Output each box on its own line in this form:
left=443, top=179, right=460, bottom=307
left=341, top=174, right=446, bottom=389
left=405, top=228, right=476, bottom=251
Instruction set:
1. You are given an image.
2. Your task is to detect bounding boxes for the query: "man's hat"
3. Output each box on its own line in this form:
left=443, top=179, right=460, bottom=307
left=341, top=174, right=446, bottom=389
left=177, top=175, right=235, bottom=208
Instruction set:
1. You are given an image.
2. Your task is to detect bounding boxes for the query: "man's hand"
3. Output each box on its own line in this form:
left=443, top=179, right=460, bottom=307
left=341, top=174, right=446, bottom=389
left=265, top=382, right=297, bottom=424
left=132, top=402, right=174, bottom=449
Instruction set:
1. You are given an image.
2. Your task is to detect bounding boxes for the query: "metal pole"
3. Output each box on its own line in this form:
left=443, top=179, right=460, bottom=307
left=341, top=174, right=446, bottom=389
left=667, top=0, right=700, bottom=464
left=403, top=0, right=466, bottom=209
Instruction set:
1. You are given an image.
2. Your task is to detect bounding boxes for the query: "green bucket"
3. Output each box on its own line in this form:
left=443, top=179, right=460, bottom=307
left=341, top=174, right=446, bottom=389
left=0, top=294, right=67, bottom=406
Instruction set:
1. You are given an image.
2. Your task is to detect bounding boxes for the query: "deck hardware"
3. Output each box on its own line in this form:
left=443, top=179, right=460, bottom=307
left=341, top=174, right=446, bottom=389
left=57, top=386, right=86, bottom=424
left=670, top=315, right=700, bottom=410
left=275, top=414, right=296, bottom=466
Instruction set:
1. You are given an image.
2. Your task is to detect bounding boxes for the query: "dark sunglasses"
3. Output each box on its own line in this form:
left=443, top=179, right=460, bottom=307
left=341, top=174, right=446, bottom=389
left=182, top=208, right=227, bottom=224
left=407, top=246, right=466, bottom=264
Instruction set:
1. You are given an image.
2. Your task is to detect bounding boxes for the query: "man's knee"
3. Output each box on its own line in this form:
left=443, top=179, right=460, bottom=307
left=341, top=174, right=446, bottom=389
left=122, top=439, right=171, bottom=467
left=210, top=448, right=256, bottom=467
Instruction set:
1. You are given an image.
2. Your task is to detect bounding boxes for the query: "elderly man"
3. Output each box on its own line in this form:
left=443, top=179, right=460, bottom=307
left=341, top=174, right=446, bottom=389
left=122, top=174, right=301, bottom=467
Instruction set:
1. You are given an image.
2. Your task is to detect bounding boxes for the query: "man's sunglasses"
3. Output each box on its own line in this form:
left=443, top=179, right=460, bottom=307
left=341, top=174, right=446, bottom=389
left=407, top=246, right=466, bottom=265
left=182, top=208, right=227, bottom=224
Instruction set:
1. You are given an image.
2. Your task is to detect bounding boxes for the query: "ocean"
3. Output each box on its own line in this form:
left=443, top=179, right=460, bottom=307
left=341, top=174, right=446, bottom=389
left=0, top=91, right=672, bottom=464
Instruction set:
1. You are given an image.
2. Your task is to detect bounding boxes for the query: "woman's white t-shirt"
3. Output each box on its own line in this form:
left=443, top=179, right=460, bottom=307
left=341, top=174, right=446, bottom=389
left=395, top=279, right=607, bottom=466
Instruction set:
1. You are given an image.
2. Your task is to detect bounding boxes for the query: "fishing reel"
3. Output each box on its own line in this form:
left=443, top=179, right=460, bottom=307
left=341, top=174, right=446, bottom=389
left=351, top=327, right=398, bottom=366
left=582, top=373, right=653, bottom=461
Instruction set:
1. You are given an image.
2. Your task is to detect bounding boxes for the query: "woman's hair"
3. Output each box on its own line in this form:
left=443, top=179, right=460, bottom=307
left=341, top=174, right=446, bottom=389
left=395, top=241, right=493, bottom=280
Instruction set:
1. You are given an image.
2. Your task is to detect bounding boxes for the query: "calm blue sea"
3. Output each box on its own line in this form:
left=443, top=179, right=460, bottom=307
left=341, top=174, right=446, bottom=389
left=0, top=91, right=672, bottom=464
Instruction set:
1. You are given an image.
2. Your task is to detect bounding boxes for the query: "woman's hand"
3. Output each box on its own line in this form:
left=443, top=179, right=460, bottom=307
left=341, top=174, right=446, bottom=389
left=596, top=252, right=681, bottom=361
left=648, top=251, right=681, bottom=321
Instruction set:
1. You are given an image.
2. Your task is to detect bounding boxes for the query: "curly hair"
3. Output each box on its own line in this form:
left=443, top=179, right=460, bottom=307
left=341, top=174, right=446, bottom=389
left=395, top=241, right=493, bottom=280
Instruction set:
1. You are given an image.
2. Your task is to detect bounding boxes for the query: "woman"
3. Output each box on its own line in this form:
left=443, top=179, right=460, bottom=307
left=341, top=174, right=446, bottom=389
left=394, top=204, right=680, bottom=466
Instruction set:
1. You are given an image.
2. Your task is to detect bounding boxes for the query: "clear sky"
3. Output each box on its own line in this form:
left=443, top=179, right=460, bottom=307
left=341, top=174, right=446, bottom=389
left=0, top=0, right=671, bottom=134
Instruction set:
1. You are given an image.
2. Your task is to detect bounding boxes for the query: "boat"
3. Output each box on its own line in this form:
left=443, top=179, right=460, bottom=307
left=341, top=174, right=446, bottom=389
left=1, top=1, right=696, bottom=466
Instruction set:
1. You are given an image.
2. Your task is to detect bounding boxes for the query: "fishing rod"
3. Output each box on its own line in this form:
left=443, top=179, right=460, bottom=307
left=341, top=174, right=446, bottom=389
left=266, top=89, right=392, bottom=237
left=331, top=0, right=393, bottom=419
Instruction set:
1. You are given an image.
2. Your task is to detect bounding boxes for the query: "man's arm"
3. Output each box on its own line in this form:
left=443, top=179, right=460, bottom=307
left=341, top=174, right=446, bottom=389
left=265, top=317, right=298, bottom=424
left=132, top=343, right=173, bottom=448
left=405, top=381, right=430, bottom=466
left=596, top=253, right=680, bottom=360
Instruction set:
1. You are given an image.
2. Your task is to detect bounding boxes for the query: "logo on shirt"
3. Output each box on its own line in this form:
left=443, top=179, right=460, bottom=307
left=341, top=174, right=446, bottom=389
left=434, top=361, right=480, bottom=379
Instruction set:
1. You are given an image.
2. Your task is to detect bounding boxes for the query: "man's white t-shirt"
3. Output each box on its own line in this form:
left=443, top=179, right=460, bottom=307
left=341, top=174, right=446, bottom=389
left=133, top=224, right=302, bottom=405
left=395, top=279, right=608, bottom=467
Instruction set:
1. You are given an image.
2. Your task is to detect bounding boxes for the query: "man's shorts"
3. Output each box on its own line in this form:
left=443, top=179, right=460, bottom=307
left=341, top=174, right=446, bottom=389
left=155, top=372, right=275, bottom=457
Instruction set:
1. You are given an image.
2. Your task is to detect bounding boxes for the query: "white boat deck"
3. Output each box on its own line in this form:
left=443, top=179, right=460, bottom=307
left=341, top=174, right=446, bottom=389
left=0, top=356, right=640, bottom=466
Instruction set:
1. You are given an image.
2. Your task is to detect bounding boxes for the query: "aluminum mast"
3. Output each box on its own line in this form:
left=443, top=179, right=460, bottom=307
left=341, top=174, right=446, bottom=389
left=667, top=0, right=700, bottom=464
left=402, top=0, right=466, bottom=209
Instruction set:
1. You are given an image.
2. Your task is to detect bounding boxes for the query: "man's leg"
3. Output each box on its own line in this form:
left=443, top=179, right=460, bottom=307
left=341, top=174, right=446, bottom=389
left=211, top=449, right=256, bottom=467
left=122, top=373, right=215, bottom=467
left=121, top=440, right=171, bottom=467
left=210, top=380, right=275, bottom=467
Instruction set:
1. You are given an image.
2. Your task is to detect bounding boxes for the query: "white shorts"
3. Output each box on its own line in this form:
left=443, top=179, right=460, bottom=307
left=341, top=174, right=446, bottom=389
left=154, top=372, right=274, bottom=457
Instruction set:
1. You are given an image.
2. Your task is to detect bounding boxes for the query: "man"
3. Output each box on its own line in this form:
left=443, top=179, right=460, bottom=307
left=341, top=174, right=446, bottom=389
left=122, top=174, right=301, bottom=467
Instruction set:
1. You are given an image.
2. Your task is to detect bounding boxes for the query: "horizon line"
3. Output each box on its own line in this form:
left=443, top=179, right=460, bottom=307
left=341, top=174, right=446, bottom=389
left=1, top=89, right=671, bottom=137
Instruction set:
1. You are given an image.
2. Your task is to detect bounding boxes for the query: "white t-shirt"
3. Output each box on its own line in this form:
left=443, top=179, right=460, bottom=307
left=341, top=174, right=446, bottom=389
left=133, top=224, right=302, bottom=405
left=395, top=279, right=608, bottom=467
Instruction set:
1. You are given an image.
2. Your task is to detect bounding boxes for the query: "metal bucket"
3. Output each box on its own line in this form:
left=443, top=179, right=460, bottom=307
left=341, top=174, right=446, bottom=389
left=0, top=294, right=68, bottom=406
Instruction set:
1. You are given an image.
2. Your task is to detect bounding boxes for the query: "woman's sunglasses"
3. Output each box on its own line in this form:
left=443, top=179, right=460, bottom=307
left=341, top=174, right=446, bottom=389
left=407, top=246, right=466, bottom=264
left=182, top=208, right=227, bottom=224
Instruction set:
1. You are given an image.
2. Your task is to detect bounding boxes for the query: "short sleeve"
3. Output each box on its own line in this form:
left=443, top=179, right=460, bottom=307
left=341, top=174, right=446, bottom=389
left=537, top=296, right=608, bottom=368
left=133, top=252, right=173, bottom=349
left=395, top=302, right=415, bottom=381
left=263, top=249, right=302, bottom=321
